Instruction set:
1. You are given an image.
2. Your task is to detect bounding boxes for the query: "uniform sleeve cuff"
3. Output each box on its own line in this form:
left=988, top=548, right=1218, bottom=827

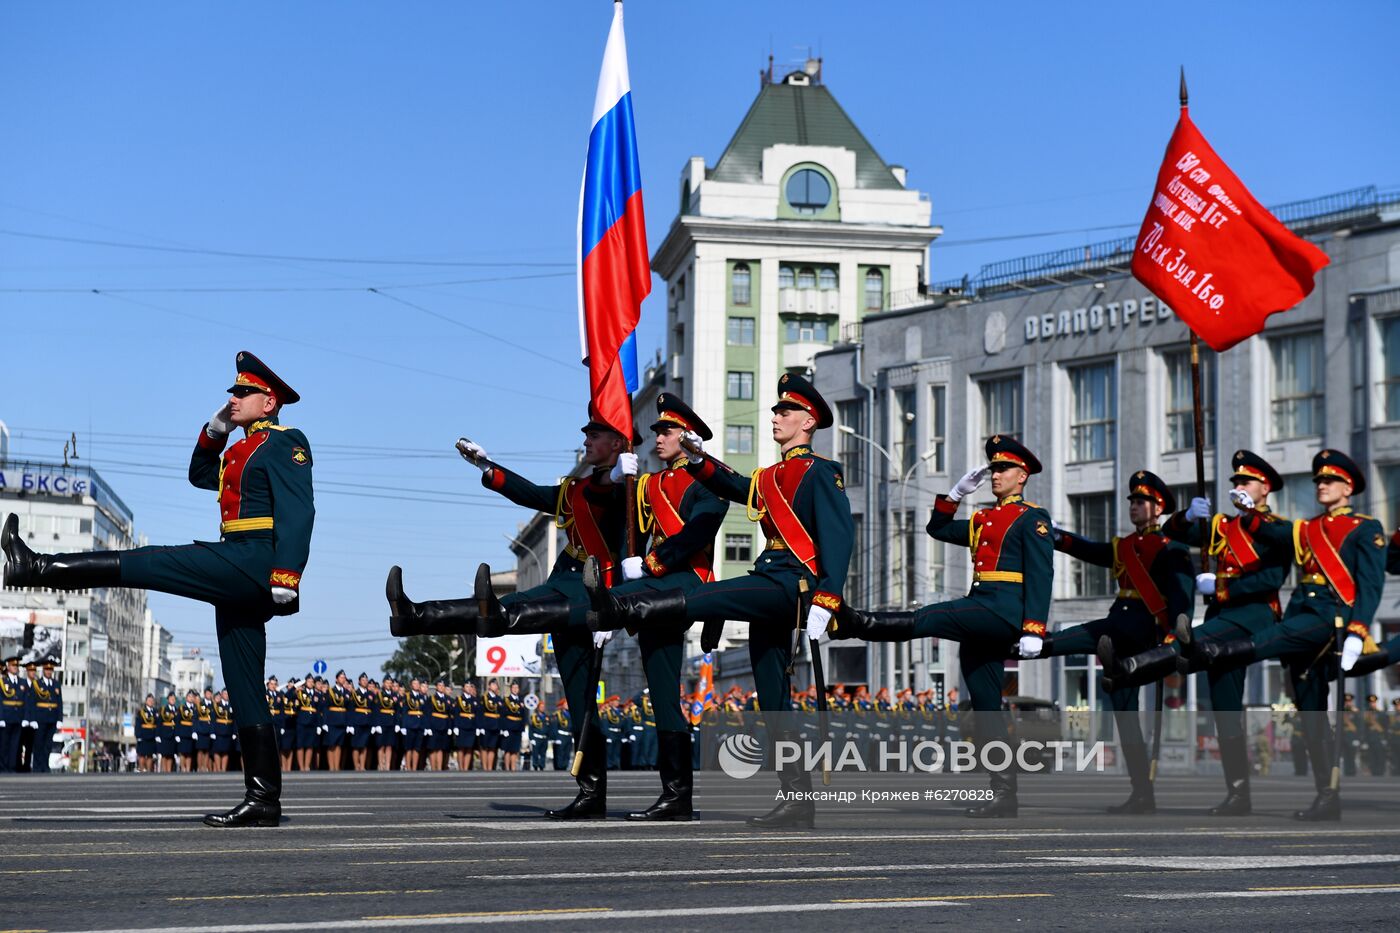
left=484, top=468, right=507, bottom=491
left=690, top=458, right=717, bottom=482
left=1022, top=620, right=1047, bottom=637
left=270, top=569, right=301, bottom=590
left=1347, top=622, right=1370, bottom=639
left=196, top=428, right=228, bottom=452
left=644, top=552, right=667, bottom=577
left=934, top=495, right=959, bottom=514
left=812, top=591, right=842, bottom=612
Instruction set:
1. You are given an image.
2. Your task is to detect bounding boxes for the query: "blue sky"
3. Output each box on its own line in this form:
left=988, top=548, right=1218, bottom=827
left=3, top=2, right=1396, bottom=680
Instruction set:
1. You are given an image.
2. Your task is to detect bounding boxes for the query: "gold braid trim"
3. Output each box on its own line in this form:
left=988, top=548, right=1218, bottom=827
left=746, top=469, right=767, bottom=523
left=554, top=478, right=576, bottom=530
left=636, top=473, right=655, bottom=534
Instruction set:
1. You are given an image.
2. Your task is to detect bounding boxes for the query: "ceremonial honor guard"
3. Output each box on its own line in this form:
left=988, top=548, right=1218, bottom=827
left=1030, top=470, right=1192, bottom=813
left=157, top=693, right=178, bottom=772
left=832, top=434, right=1053, bottom=818
left=1339, top=524, right=1400, bottom=678
left=136, top=694, right=160, bottom=772
left=587, top=373, right=854, bottom=829
left=325, top=671, right=350, bottom=771
left=0, top=656, right=26, bottom=772
left=1169, top=450, right=1385, bottom=820
left=386, top=409, right=631, bottom=815
left=454, top=682, right=478, bottom=771
left=2, top=350, right=313, bottom=823
left=583, top=393, right=728, bottom=819
left=29, top=660, right=62, bottom=773
left=1101, top=449, right=1293, bottom=816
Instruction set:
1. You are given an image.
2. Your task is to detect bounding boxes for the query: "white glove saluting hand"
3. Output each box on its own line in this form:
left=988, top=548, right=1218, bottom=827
left=1195, top=572, right=1217, bottom=596
left=805, top=605, right=833, bottom=641
left=456, top=438, right=489, bottom=471
left=1184, top=496, right=1213, bottom=521
left=206, top=402, right=234, bottom=440
left=681, top=431, right=704, bottom=462
left=947, top=465, right=990, bottom=503
left=609, top=452, right=639, bottom=483
left=1228, top=488, right=1255, bottom=512
left=1017, top=634, right=1044, bottom=659
left=620, top=556, right=646, bottom=581
left=1341, top=634, right=1364, bottom=672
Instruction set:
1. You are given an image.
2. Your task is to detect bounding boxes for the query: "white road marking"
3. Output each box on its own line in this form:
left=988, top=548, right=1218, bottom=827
left=1128, top=886, right=1400, bottom=900
left=1037, top=855, right=1400, bottom=870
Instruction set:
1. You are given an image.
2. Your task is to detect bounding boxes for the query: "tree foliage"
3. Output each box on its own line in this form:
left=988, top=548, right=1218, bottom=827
left=382, top=634, right=471, bottom=685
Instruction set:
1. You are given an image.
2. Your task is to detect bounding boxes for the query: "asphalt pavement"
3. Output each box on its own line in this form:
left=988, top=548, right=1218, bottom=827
left=3, top=768, right=1399, bottom=931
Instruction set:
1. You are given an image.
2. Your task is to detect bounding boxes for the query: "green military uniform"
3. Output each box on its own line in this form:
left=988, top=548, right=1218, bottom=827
left=1046, top=471, right=1193, bottom=812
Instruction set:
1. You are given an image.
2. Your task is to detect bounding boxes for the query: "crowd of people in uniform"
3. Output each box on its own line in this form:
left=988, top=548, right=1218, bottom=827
left=0, top=656, right=63, bottom=773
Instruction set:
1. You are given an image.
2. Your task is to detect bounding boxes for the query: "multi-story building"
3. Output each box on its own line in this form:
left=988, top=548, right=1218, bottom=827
left=140, top=608, right=174, bottom=701
left=813, top=185, right=1400, bottom=713
left=1, top=456, right=149, bottom=755
left=170, top=647, right=214, bottom=696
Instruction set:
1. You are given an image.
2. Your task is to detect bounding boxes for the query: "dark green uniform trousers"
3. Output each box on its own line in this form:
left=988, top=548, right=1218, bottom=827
left=1191, top=602, right=1279, bottom=746
left=911, top=590, right=1020, bottom=713
left=500, top=569, right=597, bottom=748
left=120, top=542, right=274, bottom=730
left=686, top=571, right=803, bottom=712
left=609, top=572, right=704, bottom=733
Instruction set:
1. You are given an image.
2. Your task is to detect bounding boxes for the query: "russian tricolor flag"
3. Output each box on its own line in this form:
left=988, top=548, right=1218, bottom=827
left=578, top=1, right=650, bottom=441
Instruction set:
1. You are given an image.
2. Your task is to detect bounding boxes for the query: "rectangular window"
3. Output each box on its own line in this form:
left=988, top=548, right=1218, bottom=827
left=1070, top=494, right=1115, bottom=597
left=1163, top=347, right=1217, bottom=450
left=1068, top=362, right=1116, bottom=462
left=1379, top=317, right=1400, bottom=423
left=837, top=400, right=865, bottom=486
left=1269, top=331, right=1324, bottom=439
left=848, top=514, right=865, bottom=604
left=1270, top=472, right=1315, bottom=523
left=979, top=374, right=1023, bottom=444
left=725, top=424, right=754, bottom=455
left=726, top=371, right=754, bottom=400
left=726, top=316, right=755, bottom=346
left=1378, top=464, right=1400, bottom=531
left=891, top=510, right=917, bottom=607
left=928, top=385, right=947, bottom=473
left=927, top=538, right=946, bottom=599
left=723, top=533, right=752, bottom=563
left=783, top=318, right=830, bottom=343
left=892, top=387, right=917, bottom=475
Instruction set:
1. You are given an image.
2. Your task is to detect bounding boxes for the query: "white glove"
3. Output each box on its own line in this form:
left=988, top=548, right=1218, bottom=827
left=456, top=438, right=489, bottom=471
left=1341, top=634, right=1364, bottom=672
left=1229, top=488, right=1255, bottom=511
left=620, top=556, right=646, bottom=581
left=424, top=729, right=433, bottom=736
left=1185, top=496, right=1213, bottom=521
left=609, top=452, right=639, bottom=483
left=1017, top=634, right=1044, bottom=659
left=805, top=605, right=833, bottom=641
left=593, top=629, right=614, bottom=649
left=1195, top=572, right=1217, bottom=596
left=681, top=431, right=705, bottom=462
left=947, top=466, right=990, bottom=503
left=206, top=402, right=234, bottom=439
left=271, top=586, right=297, bottom=605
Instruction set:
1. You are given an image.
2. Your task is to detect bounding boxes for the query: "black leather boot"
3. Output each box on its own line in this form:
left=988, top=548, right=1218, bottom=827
left=1107, top=739, right=1156, bottom=814
left=700, top=620, right=725, bottom=653
left=748, top=756, right=816, bottom=829
left=1099, top=637, right=1179, bottom=692
left=967, top=766, right=1018, bottom=818
left=581, top=557, right=689, bottom=632
left=1294, top=787, right=1342, bottom=821
left=385, top=566, right=478, bottom=638
left=475, top=562, right=573, bottom=637
left=1209, top=738, right=1252, bottom=816
left=1294, top=718, right=1341, bottom=821
left=204, top=724, right=280, bottom=827
left=3, top=514, right=122, bottom=590
left=547, top=726, right=607, bottom=820
left=1189, top=637, right=1256, bottom=674
left=627, top=730, right=693, bottom=821
left=829, top=605, right=918, bottom=641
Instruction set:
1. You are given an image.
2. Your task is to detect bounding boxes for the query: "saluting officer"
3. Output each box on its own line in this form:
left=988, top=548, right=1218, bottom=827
left=479, top=679, right=502, bottom=771
left=454, top=682, right=479, bottom=772
left=427, top=678, right=454, bottom=771
left=197, top=687, right=216, bottom=772
left=213, top=689, right=235, bottom=772
left=295, top=677, right=318, bottom=772
left=1032, top=470, right=1193, bottom=814
left=386, top=407, right=632, bottom=816
left=583, top=392, right=728, bottom=819
left=28, top=660, right=62, bottom=774
left=1170, top=450, right=1385, bottom=821
left=0, top=656, right=26, bottom=772
left=402, top=677, right=426, bottom=771
left=833, top=435, right=1053, bottom=818
left=157, top=692, right=178, bottom=772
left=324, top=671, right=350, bottom=771
left=1101, top=449, right=1293, bottom=818
left=136, top=694, right=160, bottom=772
left=349, top=673, right=372, bottom=771
left=375, top=679, right=399, bottom=772
left=176, top=690, right=198, bottom=773
left=2, top=350, right=313, bottom=824
left=586, top=373, right=854, bottom=829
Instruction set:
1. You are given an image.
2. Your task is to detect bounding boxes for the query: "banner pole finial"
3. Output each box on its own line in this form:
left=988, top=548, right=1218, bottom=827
left=1179, top=66, right=1188, bottom=108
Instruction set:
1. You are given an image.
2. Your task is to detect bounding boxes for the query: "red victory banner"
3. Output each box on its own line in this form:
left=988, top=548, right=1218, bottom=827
left=1131, top=104, right=1329, bottom=352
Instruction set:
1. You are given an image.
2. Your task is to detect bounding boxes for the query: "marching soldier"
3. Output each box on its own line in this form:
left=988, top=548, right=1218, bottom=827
left=1101, top=449, right=1292, bottom=817
left=136, top=694, right=160, bottom=772
left=0, top=656, right=26, bottom=772
left=454, top=682, right=479, bottom=772
left=832, top=434, right=1054, bottom=818
left=583, top=393, right=728, bottom=818
left=1338, top=524, right=1400, bottom=679
left=426, top=678, right=454, bottom=771
left=2, top=350, right=313, bottom=824
left=586, top=373, right=854, bottom=829
left=386, top=407, right=633, bottom=816
left=1167, top=450, right=1385, bottom=820
left=158, top=692, right=178, bottom=772
left=29, top=660, right=62, bottom=774
left=1032, top=470, right=1193, bottom=814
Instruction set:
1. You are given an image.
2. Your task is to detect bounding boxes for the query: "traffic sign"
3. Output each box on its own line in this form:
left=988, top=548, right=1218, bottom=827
left=312, top=659, right=328, bottom=675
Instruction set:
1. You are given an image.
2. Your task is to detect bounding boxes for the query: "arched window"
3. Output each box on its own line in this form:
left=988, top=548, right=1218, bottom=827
left=731, top=263, right=751, bottom=306
left=778, top=266, right=795, bottom=289
left=818, top=268, right=837, bottom=290
left=864, top=268, right=884, bottom=311
left=797, top=267, right=816, bottom=289
left=786, top=168, right=832, bottom=215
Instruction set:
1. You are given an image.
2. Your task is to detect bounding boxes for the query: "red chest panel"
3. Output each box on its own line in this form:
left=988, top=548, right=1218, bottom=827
left=1214, top=514, right=1264, bottom=575
left=755, top=457, right=815, bottom=541
left=650, top=469, right=698, bottom=537
left=218, top=432, right=269, bottom=523
left=971, top=501, right=1029, bottom=572
left=1116, top=532, right=1169, bottom=589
